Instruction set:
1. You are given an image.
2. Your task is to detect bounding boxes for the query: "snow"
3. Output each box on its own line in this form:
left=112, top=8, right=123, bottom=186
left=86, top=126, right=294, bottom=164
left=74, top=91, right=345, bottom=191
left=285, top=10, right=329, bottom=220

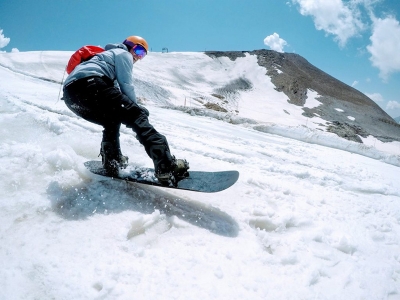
left=347, top=116, right=355, bottom=121
left=0, top=51, right=400, bottom=300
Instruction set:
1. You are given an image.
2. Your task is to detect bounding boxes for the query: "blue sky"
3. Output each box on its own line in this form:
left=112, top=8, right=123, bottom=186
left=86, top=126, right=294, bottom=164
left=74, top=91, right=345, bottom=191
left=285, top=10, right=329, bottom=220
left=1, top=0, right=400, bottom=118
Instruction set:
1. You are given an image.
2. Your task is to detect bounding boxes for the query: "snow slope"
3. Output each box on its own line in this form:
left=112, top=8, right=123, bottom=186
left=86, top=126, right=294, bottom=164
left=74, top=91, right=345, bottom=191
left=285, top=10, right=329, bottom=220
left=0, top=51, right=399, bottom=299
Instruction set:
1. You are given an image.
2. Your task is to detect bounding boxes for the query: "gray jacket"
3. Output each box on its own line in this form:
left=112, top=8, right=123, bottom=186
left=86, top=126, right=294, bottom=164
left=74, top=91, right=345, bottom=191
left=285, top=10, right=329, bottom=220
left=64, top=43, right=137, bottom=103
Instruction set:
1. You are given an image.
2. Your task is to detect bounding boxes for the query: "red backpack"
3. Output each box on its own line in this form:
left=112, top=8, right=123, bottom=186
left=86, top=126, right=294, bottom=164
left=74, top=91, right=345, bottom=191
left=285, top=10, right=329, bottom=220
left=66, top=45, right=105, bottom=74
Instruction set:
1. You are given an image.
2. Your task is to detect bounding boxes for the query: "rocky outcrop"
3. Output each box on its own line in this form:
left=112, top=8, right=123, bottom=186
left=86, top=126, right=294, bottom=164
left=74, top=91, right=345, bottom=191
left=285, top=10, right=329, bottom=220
left=206, top=50, right=400, bottom=143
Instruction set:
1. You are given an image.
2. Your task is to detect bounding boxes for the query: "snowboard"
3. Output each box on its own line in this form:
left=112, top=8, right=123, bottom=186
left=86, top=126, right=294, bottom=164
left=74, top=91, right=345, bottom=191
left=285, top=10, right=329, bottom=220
left=84, top=161, right=239, bottom=193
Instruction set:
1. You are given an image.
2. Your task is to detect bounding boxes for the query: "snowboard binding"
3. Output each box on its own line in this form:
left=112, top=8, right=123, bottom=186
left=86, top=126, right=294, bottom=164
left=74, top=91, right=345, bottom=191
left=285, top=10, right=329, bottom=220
left=156, top=157, right=190, bottom=186
left=100, top=142, right=129, bottom=176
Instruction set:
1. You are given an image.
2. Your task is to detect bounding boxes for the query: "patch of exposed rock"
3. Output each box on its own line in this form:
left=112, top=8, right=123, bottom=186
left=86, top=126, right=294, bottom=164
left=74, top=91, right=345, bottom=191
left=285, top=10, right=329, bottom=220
left=326, top=121, right=368, bottom=143
left=204, top=102, right=228, bottom=112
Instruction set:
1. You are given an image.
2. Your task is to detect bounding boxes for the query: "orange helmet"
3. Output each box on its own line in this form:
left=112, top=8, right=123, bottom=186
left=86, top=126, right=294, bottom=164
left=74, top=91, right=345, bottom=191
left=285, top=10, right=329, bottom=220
left=123, top=36, right=149, bottom=53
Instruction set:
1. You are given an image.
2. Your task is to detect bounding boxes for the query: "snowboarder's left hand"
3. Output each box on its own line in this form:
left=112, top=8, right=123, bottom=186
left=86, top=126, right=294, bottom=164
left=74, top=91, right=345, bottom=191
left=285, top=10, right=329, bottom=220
left=139, top=105, right=149, bottom=117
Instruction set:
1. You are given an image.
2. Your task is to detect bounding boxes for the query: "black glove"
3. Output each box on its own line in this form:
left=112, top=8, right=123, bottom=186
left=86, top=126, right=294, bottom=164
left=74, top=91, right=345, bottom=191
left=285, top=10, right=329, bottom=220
left=139, top=105, right=150, bottom=117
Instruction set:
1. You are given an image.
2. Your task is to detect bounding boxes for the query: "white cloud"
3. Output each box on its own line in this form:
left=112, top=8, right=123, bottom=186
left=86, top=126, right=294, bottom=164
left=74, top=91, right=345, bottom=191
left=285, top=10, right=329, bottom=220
left=292, top=0, right=366, bottom=47
left=367, top=16, right=400, bottom=81
left=386, top=101, right=400, bottom=110
left=0, top=29, right=10, bottom=49
left=351, top=80, right=359, bottom=87
left=264, top=33, right=287, bottom=53
left=365, top=92, right=383, bottom=102
left=11, top=48, right=19, bottom=53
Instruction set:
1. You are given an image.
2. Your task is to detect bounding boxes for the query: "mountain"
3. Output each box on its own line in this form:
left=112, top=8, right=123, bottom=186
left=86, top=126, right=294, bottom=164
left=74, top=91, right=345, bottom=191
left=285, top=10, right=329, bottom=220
left=395, top=116, right=400, bottom=124
left=206, top=50, right=400, bottom=143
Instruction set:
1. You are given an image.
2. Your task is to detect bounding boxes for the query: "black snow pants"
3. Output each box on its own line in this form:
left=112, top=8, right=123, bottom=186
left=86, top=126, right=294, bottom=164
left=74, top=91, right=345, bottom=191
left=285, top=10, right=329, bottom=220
left=62, top=75, right=172, bottom=169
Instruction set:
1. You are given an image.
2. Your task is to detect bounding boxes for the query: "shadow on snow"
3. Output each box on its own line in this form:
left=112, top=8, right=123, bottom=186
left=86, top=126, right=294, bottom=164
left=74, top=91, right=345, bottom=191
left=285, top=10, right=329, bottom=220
left=46, top=178, right=239, bottom=238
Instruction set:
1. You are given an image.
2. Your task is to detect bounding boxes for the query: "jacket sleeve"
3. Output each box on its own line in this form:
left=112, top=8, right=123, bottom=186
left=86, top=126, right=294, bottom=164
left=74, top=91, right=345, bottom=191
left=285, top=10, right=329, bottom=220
left=113, top=51, right=137, bottom=103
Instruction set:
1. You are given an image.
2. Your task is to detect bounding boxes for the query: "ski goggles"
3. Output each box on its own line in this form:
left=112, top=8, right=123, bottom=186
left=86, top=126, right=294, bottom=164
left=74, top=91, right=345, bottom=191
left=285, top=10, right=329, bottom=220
left=124, top=39, right=148, bottom=59
left=131, top=44, right=147, bottom=59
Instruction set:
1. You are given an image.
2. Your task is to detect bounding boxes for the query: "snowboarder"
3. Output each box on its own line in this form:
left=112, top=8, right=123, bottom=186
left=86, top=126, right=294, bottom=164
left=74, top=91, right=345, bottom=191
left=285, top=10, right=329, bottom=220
left=62, top=36, right=189, bottom=183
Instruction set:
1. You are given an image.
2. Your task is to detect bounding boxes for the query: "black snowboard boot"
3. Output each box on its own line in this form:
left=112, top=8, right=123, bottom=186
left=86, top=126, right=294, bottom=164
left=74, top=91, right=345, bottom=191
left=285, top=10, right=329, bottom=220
left=155, top=155, right=190, bottom=186
left=100, top=142, right=129, bottom=176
